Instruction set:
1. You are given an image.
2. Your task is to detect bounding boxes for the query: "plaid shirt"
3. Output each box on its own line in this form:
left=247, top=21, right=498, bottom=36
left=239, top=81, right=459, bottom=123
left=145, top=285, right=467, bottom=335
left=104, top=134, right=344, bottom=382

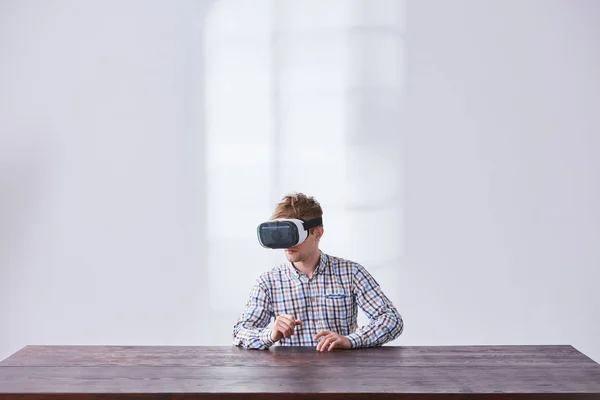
left=232, top=251, right=403, bottom=349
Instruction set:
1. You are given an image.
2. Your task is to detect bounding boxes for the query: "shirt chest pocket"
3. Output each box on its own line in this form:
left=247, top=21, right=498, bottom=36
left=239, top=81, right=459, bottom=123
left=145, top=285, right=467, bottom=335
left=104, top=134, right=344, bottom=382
left=319, top=287, right=354, bottom=322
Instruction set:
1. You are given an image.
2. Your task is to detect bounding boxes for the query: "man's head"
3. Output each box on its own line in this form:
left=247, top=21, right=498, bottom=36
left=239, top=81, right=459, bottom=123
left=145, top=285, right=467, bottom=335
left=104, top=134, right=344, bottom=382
left=270, top=192, right=324, bottom=263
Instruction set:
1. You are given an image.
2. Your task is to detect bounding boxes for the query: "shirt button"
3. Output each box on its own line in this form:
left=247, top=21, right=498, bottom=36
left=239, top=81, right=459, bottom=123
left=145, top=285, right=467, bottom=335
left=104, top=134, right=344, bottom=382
left=312, top=297, right=316, bottom=303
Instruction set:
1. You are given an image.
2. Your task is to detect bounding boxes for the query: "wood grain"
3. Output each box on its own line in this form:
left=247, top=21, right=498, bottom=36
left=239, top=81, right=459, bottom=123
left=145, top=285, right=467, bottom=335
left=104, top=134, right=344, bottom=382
left=2, top=345, right=593, bottom=368
left=1, top=345, right=599, bottom=400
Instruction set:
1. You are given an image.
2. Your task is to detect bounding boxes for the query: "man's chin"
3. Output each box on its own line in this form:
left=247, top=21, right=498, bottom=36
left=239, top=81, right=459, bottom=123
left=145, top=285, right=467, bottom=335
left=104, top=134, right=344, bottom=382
left=285, top=250, right=300, bottom=262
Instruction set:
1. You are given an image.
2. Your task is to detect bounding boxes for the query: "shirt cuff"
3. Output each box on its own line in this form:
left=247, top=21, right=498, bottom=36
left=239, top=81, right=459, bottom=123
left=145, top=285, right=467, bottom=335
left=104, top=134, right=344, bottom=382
left=260, top=327, right=276, bottom=349
left=345, top=333, right=362, bottom=349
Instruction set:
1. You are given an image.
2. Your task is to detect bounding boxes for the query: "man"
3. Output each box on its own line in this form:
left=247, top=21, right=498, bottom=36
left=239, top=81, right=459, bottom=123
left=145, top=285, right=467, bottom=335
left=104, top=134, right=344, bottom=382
left=232, top=192, right=403, bottom=351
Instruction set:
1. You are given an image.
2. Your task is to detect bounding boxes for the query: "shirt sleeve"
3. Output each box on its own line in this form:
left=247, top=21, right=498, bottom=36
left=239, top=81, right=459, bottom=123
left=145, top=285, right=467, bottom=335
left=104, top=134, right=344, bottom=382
left=345, top=264, right=404, bottom=348
left=232, top=277, right=276, bottom=350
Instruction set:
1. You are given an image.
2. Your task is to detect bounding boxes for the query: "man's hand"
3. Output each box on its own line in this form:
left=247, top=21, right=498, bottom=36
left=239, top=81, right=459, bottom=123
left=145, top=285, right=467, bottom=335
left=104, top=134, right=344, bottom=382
left=314, top=330, right=352, bottom=351
left=271, top=314, right=302, bottom=342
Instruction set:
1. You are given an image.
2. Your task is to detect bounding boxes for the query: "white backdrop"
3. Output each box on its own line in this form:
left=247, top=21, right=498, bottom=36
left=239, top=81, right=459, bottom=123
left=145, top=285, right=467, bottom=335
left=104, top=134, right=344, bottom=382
left=1, top=0, right=599, bottom=362
left=204, top=0, right=405, bottom=330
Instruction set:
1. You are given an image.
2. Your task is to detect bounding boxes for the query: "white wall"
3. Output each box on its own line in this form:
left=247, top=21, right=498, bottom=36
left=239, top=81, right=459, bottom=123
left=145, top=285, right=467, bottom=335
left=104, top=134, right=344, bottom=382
left=0, top=0, right=213, bottom=358
left=1, top=0, right=599, bottom=363
left=402, top=0, right=600, bottom=360
left=203, top=0, right=407, bottom=334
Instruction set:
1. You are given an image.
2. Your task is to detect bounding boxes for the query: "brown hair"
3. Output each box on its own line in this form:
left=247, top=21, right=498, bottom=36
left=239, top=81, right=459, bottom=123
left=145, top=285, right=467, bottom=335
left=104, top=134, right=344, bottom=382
left=271, top=192, right=323, bottom=233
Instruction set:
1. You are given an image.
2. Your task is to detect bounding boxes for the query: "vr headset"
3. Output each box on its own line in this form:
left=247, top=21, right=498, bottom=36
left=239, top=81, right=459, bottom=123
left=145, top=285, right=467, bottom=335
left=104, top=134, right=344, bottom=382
left=257, top=217, right=323, bottom=249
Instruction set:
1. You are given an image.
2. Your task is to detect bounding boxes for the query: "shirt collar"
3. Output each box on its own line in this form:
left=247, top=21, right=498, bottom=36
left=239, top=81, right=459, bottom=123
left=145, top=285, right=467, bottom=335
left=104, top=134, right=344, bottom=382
left=314, top=251, right=328, bottom=276
left=287, top=251, right=328, bottom=279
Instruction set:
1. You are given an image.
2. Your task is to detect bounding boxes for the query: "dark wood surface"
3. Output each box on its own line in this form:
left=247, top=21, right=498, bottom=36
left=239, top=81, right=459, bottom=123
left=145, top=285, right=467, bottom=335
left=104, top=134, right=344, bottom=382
left=1, top=345, right=599, bottom=399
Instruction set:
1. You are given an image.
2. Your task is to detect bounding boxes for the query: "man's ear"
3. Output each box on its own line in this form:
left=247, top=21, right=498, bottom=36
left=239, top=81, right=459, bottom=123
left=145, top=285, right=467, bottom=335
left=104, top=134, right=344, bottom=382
left=315, top=226, right=324, bottom=240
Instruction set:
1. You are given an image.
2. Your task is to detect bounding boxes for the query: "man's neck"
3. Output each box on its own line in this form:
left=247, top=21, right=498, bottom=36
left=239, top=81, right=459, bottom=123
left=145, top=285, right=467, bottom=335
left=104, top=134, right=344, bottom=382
left=293, top=250, right=321, bottom=279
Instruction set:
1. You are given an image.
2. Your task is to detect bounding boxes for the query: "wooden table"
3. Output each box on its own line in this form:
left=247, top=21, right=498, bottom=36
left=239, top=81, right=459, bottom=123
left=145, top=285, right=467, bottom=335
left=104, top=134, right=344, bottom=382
left=1, top=345, right=600, bottom=399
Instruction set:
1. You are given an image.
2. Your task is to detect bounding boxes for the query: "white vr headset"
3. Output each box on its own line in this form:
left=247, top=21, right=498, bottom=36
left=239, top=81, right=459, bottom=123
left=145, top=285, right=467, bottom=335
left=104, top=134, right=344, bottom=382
left=257, top=217, right=323, bottom=249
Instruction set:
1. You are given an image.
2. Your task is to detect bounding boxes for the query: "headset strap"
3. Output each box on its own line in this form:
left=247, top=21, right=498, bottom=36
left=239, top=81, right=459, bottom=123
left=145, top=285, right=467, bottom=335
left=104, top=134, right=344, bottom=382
left=302, top=217, right=323, bottom=231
